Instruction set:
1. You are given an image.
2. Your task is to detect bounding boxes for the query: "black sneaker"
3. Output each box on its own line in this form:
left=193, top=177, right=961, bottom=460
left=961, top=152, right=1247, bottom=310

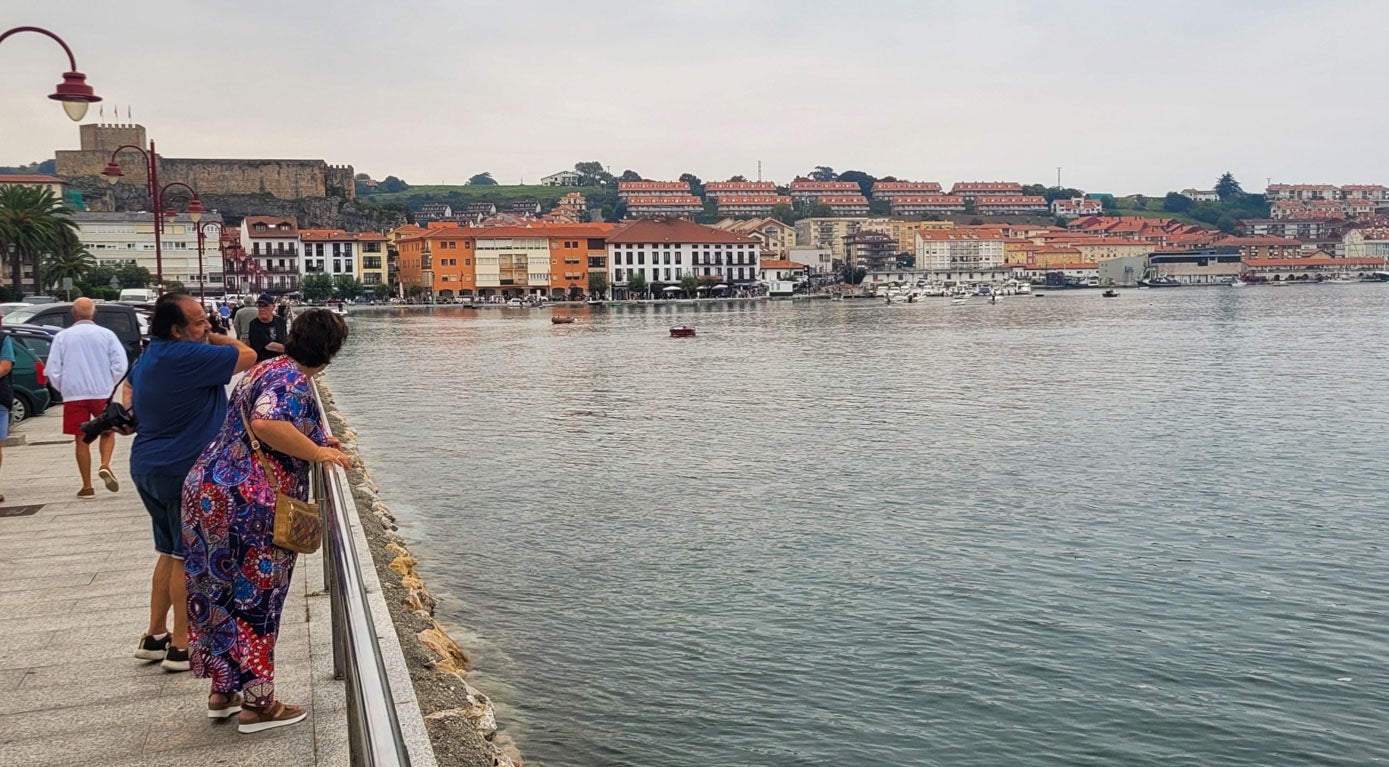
left=161, top=645, right=191, bottom=672
left=135, top=634, right=170, bottom=661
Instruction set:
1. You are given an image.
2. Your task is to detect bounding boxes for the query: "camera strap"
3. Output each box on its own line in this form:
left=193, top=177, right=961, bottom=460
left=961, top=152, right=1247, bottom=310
left=106, top=360, right=135, bottom=406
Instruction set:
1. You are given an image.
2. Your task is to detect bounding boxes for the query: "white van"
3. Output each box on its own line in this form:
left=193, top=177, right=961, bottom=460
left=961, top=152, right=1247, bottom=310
left=118, top=288, right=159, bottom=303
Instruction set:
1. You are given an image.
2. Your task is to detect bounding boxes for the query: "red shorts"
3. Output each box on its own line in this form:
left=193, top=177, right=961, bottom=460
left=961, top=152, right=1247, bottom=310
left=63, top=398, right=108, bottom=436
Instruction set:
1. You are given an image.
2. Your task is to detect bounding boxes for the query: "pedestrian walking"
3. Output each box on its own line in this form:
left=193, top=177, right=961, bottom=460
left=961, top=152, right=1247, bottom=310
left=126, top=293, right=256, bottom=672
left=184, top=308, right=350, bottom=731
left=247, top=293, right=289, bottom=362
left=46, top=298, right=128, bottom=498
left=233, top=297, right=259, bottom=341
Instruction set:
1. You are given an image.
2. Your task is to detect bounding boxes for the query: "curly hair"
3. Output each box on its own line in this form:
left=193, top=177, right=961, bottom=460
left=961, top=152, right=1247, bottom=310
left=284, top=308, right=348, bottom=367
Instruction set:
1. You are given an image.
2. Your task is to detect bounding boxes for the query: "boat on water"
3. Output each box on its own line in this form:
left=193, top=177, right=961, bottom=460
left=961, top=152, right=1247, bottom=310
left=551, top=316, right=576, bottom=324
left=1102, top=289, right=1119, bottom=298
left=1138, top=275, right=1182, bottom=288
left=670, top=325, right=696, bottom=337
left=1229, top=278, right=1247, bottom=287
left=587, top=299, right=604, bottom=305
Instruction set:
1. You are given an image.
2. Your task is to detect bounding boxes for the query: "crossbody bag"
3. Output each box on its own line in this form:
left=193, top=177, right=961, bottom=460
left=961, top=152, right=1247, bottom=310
left=239, top=408, right=323, bottom=554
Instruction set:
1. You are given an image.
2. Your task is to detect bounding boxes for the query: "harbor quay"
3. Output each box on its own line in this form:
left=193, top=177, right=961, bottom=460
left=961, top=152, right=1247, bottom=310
left=0, top=407, right=465, bottom=766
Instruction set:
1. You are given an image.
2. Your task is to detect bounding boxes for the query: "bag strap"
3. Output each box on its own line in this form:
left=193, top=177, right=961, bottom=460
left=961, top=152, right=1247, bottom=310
left=107, top=359, right=135, bottom=404
left=238, top=407, right=282, bottom=493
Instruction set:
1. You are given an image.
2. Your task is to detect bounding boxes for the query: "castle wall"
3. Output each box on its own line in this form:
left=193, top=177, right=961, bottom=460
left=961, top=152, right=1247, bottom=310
left=79, top=123, right=146, bottom=151
left=160, top=158, right=330, bottom=199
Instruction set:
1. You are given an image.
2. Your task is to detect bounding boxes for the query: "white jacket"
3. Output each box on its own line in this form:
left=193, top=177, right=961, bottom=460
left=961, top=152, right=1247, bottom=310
left=47, top=321, right=128, bottom=401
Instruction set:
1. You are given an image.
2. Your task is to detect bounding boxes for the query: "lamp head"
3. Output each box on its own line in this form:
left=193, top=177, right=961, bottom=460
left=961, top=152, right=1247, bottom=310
left=102, top=161, right=123, bottom=184
left=49, top=72, right=100, bottom=122
left=187, top=198, right=205, bottom=223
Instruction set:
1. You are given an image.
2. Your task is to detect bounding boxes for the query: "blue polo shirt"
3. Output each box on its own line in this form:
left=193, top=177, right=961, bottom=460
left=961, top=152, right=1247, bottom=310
left=130, top=338, right=239, bottom=477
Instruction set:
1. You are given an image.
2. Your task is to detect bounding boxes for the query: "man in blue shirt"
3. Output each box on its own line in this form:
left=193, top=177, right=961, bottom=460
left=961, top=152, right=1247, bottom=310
left=126, top=293, right=255, bottom=671
left=0, top=321, right=13, bottom=503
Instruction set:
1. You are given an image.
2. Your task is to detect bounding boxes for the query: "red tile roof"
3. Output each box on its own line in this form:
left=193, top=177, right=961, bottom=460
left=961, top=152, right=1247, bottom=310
left=706, top=181, right=777, bottom=194
left=626, top=195, right=702, bottom=206
left=759, top=259, right=804, bottom=270
left=607, top=217, right=759, bottom=245
left=0, top=174, right=65, bottom=184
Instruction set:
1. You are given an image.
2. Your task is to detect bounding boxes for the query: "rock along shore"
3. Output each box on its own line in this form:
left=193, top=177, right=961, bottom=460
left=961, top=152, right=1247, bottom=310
left=317, top=381, right=522, bottom=767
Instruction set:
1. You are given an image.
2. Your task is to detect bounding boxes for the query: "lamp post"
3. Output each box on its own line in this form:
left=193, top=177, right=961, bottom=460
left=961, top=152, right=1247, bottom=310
left=194, top=220, right=220, bottom=303
left=101, top=152, right=203, bottom=288
left=0, top=26, right=101, bottom=121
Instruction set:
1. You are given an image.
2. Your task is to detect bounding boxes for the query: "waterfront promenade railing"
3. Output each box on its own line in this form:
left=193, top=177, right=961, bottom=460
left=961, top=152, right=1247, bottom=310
left=311, top=378, right=413, bottom=767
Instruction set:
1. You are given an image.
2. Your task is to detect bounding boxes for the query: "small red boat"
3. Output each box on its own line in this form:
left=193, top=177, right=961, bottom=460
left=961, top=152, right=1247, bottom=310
left=670, top=325, right=696, bottom=337
left=551, top=316, right=575, bottom=324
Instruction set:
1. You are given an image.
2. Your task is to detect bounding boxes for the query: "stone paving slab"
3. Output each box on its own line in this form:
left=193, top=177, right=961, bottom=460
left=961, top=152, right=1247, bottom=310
left=0, top=413, right=345, bottom=766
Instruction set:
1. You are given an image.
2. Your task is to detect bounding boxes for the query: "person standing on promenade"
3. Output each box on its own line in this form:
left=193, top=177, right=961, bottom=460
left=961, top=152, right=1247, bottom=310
left=218, top=301, right=231, bottom=328
left=184, top=309, right=350, bottom=730
left=0, top=314, right=13, bottom=503
left=246, top=293, right=289, bottom=362
left=233, top=297, right=259, bottom=340
left=46, top=298, right=128, bottom=498
left=127, top=293, right=256, bottom=671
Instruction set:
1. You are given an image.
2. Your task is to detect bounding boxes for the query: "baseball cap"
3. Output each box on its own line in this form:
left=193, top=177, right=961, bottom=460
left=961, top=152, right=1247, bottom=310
left=256, top=293, right=274, bottom=306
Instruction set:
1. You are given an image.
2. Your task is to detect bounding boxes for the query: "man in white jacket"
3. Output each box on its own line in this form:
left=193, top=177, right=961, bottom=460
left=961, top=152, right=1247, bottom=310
left=47, top=298, right=129, bottom=498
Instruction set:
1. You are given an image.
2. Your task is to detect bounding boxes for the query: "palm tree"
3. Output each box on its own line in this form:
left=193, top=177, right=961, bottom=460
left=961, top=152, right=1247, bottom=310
left=0, top=185, right=77, bottom=295
left=42, top=229, right=96, bottom=294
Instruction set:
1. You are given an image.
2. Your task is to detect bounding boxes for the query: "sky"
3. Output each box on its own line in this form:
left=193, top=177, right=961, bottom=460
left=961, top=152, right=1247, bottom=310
left=3, top=0, right=1387, bottom=195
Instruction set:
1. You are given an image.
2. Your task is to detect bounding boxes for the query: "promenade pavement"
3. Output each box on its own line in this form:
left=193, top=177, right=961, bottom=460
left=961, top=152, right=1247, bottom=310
left=0, top=411, right=348, bottom=766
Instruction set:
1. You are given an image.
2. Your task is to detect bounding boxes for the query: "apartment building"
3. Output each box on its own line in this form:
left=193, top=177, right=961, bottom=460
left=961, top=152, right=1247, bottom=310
left=789, top=179, right=859, bottom=204
left=1217, top=236, right=1305, bottom=260
left=625, top=195, right=703, bottom=219
left=240, top=216, right=301, bottom=293
left=357, top=233, right=388, bottom=287
left=705, top=180, right=777, bottom=198
left=606, top=217, right=761, bottom=293
left=540, top=224, right=614, bottom=299
left=617, top=180, right=691, bottom=199
left=1052, top=197, right=1104, bottom=218
left=474, top=228, right=552, bottom=299
left=845, top=230, right=899, bottom=270
left=816, top=195, right=870, bottom=216
left=395, top=226, right=476, bottom=300
left=72, top=211, right=225, bottom=294
left=870, top=181, right=943, bottom=200
left=713, top=217, right=796, bottom=256
left=299, top=229, right=359, bottom=280
left=715, top=194, right=793, bottom=218
left=915, top=230, right=1007, bottom=271
left=890, top=195, right=965, bottom=216
left=974, top=195, right=1048, bottom=215
left=795, top=217, right=886, bottom=263
left=861, top=219, right=954, bottom=254
left=949, top=182, right=1023, bottom=200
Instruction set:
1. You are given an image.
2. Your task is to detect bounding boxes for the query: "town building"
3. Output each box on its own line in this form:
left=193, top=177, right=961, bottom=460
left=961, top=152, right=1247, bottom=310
left=861, top=219, right=954, bottom=253
left=1265, top=184, right=1339, bottom=201
left=704, top=181, right=777, bottom=198
left=625, top=195, right=703, bottom=219
left=816, top=195, right=870, bottom=216
left=845, top=230, right=900, bottom=270
left=1216, top=235, right=1305, bottom=260
left=760, top=259, right=807, bottom=296
left=540, top=170, right=582, bottom=186
left=395, top=226, right=474, bottom=300
left=617, top=180, right=691, bottom=199
left=870, top=181, right=943, bottom=200
left=1340, top=184, right=1389, bottom=201
left=715, top=194, right=793, bottom=218
left=974, top=195, right=1048, bottom=215
left=915, top=230, right=1007, bottom=271
left=606, top=217, right=761, bottom=294
left=1180, top=188, right=1219, bottom=202
left=510, top=198, right=542, bottom=216
left=239, top=216, right=301, bottom=294
left=473, top=228, right=550, bottom=299
left=949, top=182, right=1023, bottom=200
left=1240, top=256, right=1384, bottom=280
left=71, top=211, right=225, bottom=294
left=356, top=232, right=387, bottom=288
left=415, top=203, right=453, bottom=224
left=299, top=229, right=359, bottom=281
left=889, top=195, right=965, bottom=216
left=1239, top=218, right=1342, bottom=241
left=543, top=192, right=588, bottom=224
left=542, top=224, right=614, bottom=299
left=713, top=217, right=796, bottom=256
left=1052, top=197, right=1104, bottom=218
left=0, top=174, right=69, bottom=199
left=1147, top=248, right=1243, bottom=284
left=789, top=179, right=860, bottom=204
left=787, top=247, right=833, bottom=274
left=1339, top=228, right=1389, bottom=259
left=794, top=217, right=886, bottom=263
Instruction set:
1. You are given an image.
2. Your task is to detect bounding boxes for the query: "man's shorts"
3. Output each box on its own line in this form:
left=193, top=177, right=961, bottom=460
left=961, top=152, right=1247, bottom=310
left=62, top=398, right=107, bottom=436
left=0, top=406, right=9, bottom=440
left=133, top=473, right=185, bottom=559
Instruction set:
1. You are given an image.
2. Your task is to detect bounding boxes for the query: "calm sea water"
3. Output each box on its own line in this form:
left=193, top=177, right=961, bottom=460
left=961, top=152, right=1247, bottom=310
left=326, top=287, right=1389, bottom=767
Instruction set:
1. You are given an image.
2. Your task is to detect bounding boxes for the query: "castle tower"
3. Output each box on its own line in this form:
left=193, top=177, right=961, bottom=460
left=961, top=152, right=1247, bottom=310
left=56, top=122, right=155, bottom=189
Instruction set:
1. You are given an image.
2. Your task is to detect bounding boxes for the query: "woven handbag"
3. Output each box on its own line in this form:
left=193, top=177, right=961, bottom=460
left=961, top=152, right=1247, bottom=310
left=240, top=409, right=323, bottom=554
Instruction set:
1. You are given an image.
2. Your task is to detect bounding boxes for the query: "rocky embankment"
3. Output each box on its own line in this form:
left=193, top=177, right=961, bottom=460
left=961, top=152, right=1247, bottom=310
left=318, top=382, right=522, bottom=767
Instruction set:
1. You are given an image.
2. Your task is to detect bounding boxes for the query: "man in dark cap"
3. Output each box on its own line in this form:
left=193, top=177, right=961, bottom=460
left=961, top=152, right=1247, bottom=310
left=246, top=293, right=289, bottom=362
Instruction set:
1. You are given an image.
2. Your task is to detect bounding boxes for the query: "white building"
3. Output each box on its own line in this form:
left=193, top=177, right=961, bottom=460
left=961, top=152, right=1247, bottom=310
left=625, top=195, right=703, bottom=219
left=299, top=229, right=359, bottom=280
left=915, top=230, right=1006, bottom=271
left=240, top=216, right=301, bottom=293
left=540, top=170, right=582, bottom=187
left=759, top=259, right=807, bottom=296
left=607, top=217, right=761, bottom=292
left=473, top=228, right=552, bottom=299
left=1052, top=197, right=1104, bottom=219
left=787, top=247, right=833, bottom=274
left=1180, top=188, right=1219, bottom=202
left=72, top=211, right=225, bottom=293
left=890, top=195, right=965, bottom=216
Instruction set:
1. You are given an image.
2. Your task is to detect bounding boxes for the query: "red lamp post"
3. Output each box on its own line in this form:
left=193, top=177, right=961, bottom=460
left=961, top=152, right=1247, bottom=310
left=194, top=220, right=221, bottom=303
left=102, top=153, right=204, bottom=288
left=0, top=26, right=102, bottom=121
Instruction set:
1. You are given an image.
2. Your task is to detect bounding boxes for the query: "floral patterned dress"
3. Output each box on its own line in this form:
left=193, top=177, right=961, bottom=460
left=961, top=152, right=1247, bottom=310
left=181, top=356, right=327, bottom=707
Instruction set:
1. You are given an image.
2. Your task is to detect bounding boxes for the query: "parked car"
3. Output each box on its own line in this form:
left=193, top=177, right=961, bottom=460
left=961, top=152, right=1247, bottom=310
left=3, top=323, right=61, bottom=404
left=2, top=302, right=144, bottom=364
left=20, top=295, right=58, bottom=305
left=0, top=303, right=31, bottom=316
left=2, top=337, right=51, bottom=424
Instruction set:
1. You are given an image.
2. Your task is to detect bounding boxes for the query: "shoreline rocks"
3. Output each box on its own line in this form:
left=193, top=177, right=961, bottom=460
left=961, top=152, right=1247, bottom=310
left=319, top=382, right=522, bottom=767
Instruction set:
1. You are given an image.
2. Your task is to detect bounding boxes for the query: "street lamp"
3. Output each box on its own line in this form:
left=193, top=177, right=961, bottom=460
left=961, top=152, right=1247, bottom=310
left=0, top=26, right=101, bottom=121
left=102, top=151, right=204, bottom=287
left=194, top=220, right=220, bottom=303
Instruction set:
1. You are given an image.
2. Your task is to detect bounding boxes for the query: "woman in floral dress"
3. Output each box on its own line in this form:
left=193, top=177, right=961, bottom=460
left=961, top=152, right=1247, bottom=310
left=181, top=309, right=351, bottom=733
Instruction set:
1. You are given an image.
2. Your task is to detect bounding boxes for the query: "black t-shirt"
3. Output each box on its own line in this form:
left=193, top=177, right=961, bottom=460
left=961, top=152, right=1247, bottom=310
left=246, top=316, right=289, bottom=362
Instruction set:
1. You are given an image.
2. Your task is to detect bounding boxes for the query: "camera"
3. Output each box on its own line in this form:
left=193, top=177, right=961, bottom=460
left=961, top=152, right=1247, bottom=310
left=80, top=403, right=137, bottom=444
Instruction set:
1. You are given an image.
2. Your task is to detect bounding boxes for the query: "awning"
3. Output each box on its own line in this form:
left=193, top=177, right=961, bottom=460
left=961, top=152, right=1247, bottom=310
left=662, top=285, right=681, bottom=291
left=712, top=284, right=729, bottom=289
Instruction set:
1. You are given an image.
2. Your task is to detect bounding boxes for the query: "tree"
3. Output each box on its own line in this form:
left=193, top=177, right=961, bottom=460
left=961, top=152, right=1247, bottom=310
left=373, top=282, right=393, bottom=300
left=1215, top=172, right=1243, bottom=201
left=619, top=170, right=643, bottom=182
left=625, top=271, right=647, bottom=298
left=804, top=202, right=834, bottom=218
left=1216, top=214, right=1239, bottom=234
left=587, top=271, right=609, bottom=299
left=333, top=275, right=364, bottom=301
left=574, top=161, right=615, bottom=187
left=840, top=264, right=867, bottom=285
left=770, top=204, right=795, bottom=224
left=406, top=284, right=425, bottom=300
left=163, top=280, right=186, bottom=293
left=1163, top=192, right=1194, bottom=213
left=809, top=166, right=836, bottom=182
left=1134, top=194, right=1148, bottom=209
left=868, top=199, right=891, bottom=216
left=679, top=172, right=705, bottom=198
left=467, top=172, right=498, bottom=186
left=301, top=273, right=335, bottom=302
left=42, top=232, right=95, bottom=291
left=727, top=175, right=747, bottom=182
left=838, top=170, right=876, bottom=197
left=680, top=274, right=699, bottom=297
left=378, top=176, right=409, bottom=193
left=0, top=184, right=77, bottom=294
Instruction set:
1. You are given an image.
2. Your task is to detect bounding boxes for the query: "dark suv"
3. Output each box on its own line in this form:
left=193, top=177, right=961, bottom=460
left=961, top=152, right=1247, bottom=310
left=1, top=337, right=50, bottom=423
left=3, top=302, right=144, bottom=364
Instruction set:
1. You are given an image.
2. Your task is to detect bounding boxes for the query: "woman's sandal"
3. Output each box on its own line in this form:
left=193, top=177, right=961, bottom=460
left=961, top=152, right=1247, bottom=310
left=237, top=700, right=307, bottom=734
left=208, top=692, right=243, bottom=719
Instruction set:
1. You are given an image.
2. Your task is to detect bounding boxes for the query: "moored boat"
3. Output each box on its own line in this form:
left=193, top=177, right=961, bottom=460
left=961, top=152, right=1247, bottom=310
left=551, top=316, right=575, bottom=324
left=1102, top=289, right=1119, bottom=298
left=670, top=325, right=696, bottom=337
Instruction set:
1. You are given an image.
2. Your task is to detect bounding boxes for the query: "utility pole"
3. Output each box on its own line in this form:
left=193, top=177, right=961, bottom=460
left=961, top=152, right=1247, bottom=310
left=1057, top=167, right=1062, bottom=189
left=757, top=160, right=762, bottom=182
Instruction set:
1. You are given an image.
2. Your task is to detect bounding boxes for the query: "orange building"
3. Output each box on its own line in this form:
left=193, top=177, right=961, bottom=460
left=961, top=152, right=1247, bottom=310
left=396, top=226, right=477, bottom=300
left=543, top=224, right=615, bottom=299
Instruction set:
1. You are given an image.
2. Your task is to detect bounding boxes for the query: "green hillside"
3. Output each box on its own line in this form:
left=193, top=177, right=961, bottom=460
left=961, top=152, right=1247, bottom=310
left=359, top=184, right=580, bottom=208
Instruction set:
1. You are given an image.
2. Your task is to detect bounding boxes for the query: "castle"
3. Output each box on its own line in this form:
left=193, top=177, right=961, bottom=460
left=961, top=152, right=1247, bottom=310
left=55, top=123, right=355, bottom=202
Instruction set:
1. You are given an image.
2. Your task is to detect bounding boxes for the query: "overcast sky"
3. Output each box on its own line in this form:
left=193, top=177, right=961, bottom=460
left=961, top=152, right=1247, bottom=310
left=3, top=1, right=1385, bottom=194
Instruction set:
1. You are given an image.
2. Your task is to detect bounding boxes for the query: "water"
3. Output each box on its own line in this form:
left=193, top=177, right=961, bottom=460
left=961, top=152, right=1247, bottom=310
left=325, top=287, right=1389, bottom=767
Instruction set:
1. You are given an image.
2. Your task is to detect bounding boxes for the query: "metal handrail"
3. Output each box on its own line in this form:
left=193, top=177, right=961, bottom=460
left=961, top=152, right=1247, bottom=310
left=312, top=379, right=412, bottom=767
